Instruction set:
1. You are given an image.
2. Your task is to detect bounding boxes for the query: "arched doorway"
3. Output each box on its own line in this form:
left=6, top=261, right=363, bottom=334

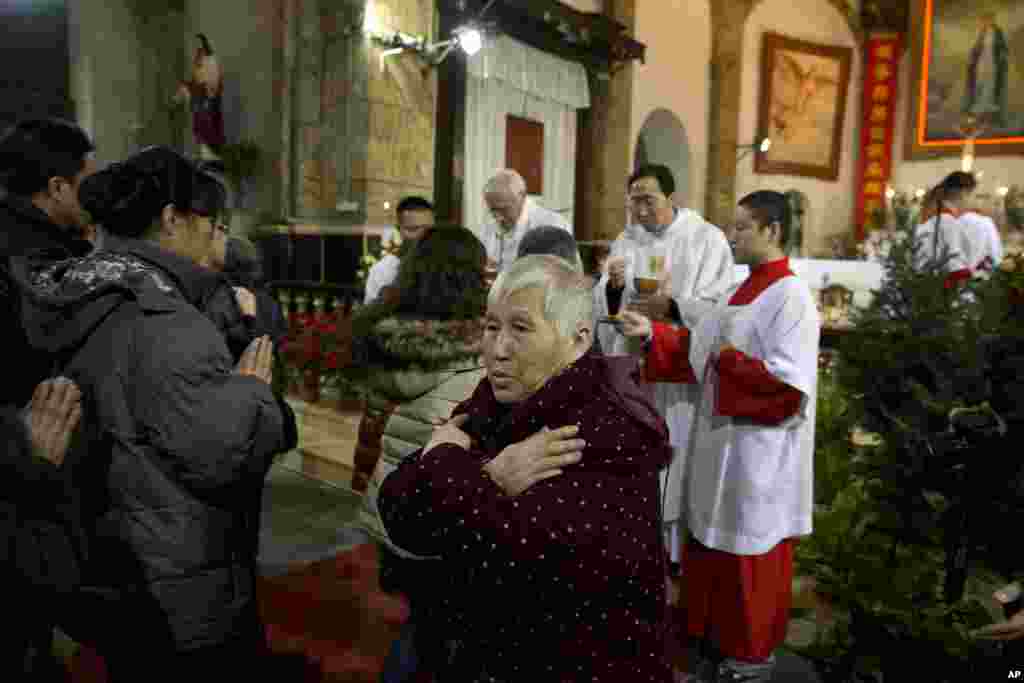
left=635, top=108, right=692, bottom=207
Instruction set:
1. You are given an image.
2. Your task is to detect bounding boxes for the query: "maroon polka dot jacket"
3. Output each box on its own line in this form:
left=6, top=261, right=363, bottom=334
left=379, top=351, right=674, bottom=681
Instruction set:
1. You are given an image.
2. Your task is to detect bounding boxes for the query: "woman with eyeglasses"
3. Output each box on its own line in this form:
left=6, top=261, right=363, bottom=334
left=10, top=146, right=297, bottom=681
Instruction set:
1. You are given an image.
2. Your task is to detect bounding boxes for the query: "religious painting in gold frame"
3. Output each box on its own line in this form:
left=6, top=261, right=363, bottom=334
left=755, top=32, right=853, bottom=181
left=905, top=0, right=1024, bottom=160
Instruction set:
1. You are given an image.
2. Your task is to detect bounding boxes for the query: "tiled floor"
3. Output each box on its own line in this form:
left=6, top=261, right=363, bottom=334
left=258, top=461, right=369, bottom=577
left=257, top=462, right=822, bottom=681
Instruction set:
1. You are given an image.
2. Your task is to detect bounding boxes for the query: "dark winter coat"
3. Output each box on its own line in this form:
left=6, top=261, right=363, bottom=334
left=379, top=350, right=674, bottom=682
left=11, top=235, right=297, bottom=654
left=219, top=268, right=289, bottom=351
left=0, top=195, right=92, bottom=409
left=195, top=270, right=276, bottom=362
left=0, top=408, right=84, bottom=681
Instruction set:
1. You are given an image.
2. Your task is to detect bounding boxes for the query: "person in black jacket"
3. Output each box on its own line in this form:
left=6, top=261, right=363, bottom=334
left=0, top=119, right=98, bottom=409
left=1, top=377, right=83, bottom=682
left=11, top=146, right=298, bottom=682
left=221, top=237, right=289, bottom=348
left=202, top=235, right=288, bottom=355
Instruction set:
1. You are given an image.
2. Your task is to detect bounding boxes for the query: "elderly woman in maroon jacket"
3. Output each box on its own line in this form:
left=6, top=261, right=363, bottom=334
left=378, top=254, right=674, bottom=682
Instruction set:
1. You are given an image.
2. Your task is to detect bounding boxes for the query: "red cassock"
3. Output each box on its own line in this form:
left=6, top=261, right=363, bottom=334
left=379, top=351, right=675, bottom=681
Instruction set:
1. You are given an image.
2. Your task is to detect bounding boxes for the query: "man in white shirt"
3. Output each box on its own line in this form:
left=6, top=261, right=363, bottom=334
left=364, top=196, right=434, bottom=304
left=621, top=190, right=819, bottom=683
left=940, top=171, right=1003, bottom=271
left=594, top=164, right=735, bottom=570
left=479, top=169, right=571, bottom=274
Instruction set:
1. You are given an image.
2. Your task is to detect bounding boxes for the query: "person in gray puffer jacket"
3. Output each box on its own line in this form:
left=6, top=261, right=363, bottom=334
left=10, top=146, right=297, bottom=682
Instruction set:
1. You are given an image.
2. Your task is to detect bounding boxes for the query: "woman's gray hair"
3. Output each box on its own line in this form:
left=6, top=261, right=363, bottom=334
left=484, top=169, right=527, bottom=198
left=489, top=254, right=593, bottom=340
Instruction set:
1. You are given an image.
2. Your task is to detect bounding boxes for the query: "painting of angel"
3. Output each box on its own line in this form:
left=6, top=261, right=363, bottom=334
left=755, top=33, right=853, bottom=180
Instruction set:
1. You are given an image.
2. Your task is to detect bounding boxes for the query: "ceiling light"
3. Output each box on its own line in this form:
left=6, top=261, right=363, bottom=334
left=456, top=27, right=483, bottom=56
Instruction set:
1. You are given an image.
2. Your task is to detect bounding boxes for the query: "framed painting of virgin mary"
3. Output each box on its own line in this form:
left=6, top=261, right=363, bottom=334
left=906, top=0, right=1024, bottom=159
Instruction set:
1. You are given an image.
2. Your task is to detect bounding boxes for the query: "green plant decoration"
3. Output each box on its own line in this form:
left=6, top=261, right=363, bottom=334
left=793, top=212, right=1024, bottom=680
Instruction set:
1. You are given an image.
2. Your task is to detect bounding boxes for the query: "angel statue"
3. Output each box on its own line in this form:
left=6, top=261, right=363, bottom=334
left=770, top=53, right=839, bottom=142
left=174, top=33, right=225, bottom=159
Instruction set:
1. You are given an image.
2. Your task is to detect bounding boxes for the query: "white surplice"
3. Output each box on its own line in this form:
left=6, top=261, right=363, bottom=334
left=914, top=214, right=973, bottom=273
left=594, top=209, right=735, bottom=558
left=478, top=197, right=571, bottom=273
left=686, top=276, right=820, bottom=555
left=364, top=253, right=400, bottom=304
left=959, top=211, right=1003, bottom=271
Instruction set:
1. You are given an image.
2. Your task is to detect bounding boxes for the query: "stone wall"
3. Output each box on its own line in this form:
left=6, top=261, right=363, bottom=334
left=71, top=0, right=187, bottom=166
left=289, top=0, right=436, bottom=226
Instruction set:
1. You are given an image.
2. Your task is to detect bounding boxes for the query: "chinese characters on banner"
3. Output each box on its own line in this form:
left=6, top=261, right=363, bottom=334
left=855, top=35, right=902, bottom=241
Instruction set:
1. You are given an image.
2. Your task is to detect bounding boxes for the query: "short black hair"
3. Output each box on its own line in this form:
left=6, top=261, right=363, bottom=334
left=739, top=190, right=791, bottom=246
left=79, top=146, right=226, bottom=238
left=628, top=164, right=675, bottom=197
left=396, top=196, right=433, bottom=215
left=0, top=118, right=95, bottom=196
left=941, top=171, right=977, bottom=200
left=517, top=226, right=580, bottom=267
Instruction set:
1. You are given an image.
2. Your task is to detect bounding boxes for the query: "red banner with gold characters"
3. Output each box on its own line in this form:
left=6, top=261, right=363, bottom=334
left=855, top=34, right=902, bottom=241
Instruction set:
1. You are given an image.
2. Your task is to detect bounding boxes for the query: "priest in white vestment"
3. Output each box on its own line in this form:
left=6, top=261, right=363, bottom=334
left=478, top=169, right=571, bottom=274
left=593, top=164, right=734, bottom=567
left=621, top=190, right=819, bottom=683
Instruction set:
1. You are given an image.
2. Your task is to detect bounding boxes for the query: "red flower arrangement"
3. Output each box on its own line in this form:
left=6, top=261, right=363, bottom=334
left=283, top=311, right=346, bottom=372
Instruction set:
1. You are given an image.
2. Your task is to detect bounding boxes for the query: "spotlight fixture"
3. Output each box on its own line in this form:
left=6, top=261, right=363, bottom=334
left=368, top=24, right=488, bottom=66
left=735, top=137, right=772, bottom=163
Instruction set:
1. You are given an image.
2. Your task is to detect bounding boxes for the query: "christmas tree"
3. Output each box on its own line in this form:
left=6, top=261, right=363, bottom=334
left=793, top=217, right=1024, bottom=681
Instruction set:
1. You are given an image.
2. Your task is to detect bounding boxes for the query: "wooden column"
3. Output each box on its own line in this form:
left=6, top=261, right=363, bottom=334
left=576, top=0, right=636, bottom=242
left=704, top=0, right=756, bottom=228
left=433, top=5, right=467, bottom=225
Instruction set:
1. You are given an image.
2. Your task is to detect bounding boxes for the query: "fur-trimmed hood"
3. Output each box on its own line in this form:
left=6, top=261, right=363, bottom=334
left=346, top=316, right=485, bottom=401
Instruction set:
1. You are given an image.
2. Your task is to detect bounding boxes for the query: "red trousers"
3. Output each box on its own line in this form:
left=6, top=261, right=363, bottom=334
left=684, top=537, right=795, bottom=662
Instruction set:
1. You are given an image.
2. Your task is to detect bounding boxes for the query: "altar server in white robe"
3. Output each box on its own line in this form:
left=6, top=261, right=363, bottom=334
left=364, top=196, right=434, bottom=304
left=940, top=171, right=1003, bottom=272
left=593, top=163, right=734, bottom=566
left=479, top=169, right=571, bottom=274
left=914, top=185, right=976, bottom=288
left=621, top=190, right=819, bottom=683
